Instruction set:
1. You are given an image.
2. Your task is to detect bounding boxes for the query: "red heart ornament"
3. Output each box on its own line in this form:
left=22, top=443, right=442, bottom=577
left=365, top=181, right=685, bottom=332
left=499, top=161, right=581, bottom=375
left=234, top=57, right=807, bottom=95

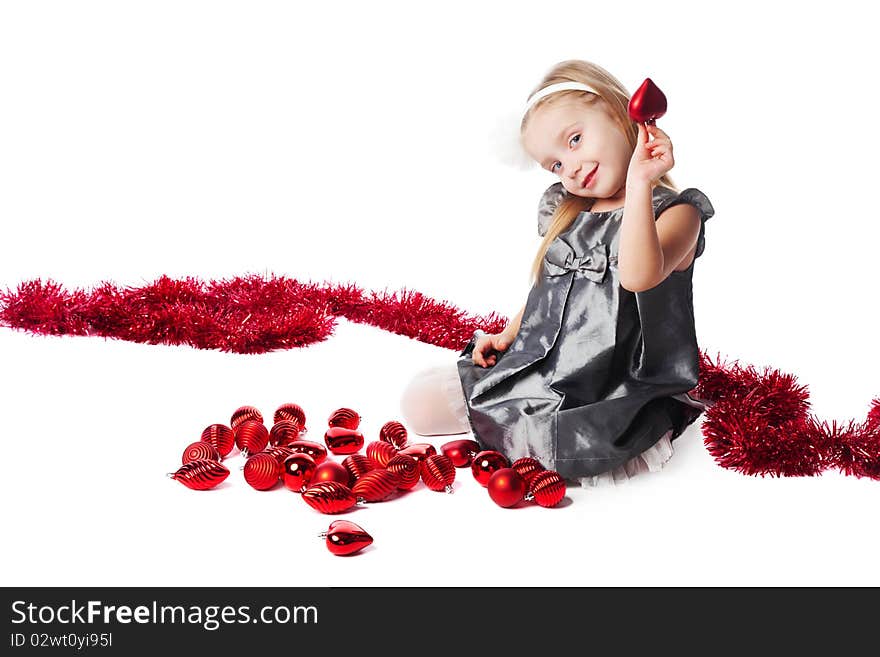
left=286, top=439, right=328, bottom=464
left=441, top=439, right=481, bottom=468
left=398, top=443, right=437, bottom=461
left=628, top=77, right=667, bottom=125
left=324, top=426, right=364, bottom=455
left=320, top=520, right=373, bottom=556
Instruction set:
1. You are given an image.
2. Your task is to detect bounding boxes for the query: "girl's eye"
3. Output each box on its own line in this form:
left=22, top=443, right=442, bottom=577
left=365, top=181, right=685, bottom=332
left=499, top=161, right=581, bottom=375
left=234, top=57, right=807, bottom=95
left=550, top=134, right=581, bottom=173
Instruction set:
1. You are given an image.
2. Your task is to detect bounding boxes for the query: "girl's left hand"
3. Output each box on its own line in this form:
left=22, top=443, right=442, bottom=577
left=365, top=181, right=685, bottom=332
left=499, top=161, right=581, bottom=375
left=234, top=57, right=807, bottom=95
left=626, top=122, right=674, bottom=186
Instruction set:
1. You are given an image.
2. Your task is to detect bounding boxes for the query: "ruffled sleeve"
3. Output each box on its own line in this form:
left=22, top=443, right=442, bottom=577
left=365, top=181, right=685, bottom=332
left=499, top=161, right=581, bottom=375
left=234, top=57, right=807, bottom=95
left=537, top=182, right=567, bottom=237
left=654, top=187, right=716, bottom=259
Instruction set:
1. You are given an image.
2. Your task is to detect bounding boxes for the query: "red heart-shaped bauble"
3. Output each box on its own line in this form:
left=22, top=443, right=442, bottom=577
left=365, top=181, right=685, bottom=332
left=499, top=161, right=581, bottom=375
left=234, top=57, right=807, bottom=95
left=398, top=442, right=437, bottom=461
left=441, top=439, right=481, bottom=468
left=628, top=77, right=667, bottom=124
left=321, top=520, right=373, bottom=556
left=286, top=439, right=327, bottom=464
left=324, top=427, right=365, bottom=455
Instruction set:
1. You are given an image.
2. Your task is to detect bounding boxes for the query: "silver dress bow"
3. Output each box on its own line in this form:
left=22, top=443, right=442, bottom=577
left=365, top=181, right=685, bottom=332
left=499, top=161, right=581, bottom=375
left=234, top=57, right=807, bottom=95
left=543, top=240, right=611, bottom=283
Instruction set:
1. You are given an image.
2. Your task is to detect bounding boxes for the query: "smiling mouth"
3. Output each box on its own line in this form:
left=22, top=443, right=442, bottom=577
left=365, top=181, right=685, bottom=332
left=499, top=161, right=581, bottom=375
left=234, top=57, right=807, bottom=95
left=582, top=165, right=598, bottom=188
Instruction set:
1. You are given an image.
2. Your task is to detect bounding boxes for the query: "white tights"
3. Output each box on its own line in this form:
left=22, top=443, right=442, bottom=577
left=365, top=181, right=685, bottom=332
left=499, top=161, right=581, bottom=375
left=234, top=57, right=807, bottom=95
left=399, top=364, right=471, bottom=437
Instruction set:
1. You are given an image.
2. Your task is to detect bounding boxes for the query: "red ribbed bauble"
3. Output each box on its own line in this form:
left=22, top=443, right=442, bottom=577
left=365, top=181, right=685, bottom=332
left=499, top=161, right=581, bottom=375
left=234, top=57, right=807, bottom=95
left=487, top=468, right=526, bottom=508
left=366, top=440, right=398, bottom=467
left=385, top=454, right=420, bottom=490
left=441, top=439, right=481, bottom=468
left=352, top=469, right=402, bottom=502
left=230, top=405, right=263, bottom=429
left=511, top=457, right=545, bottom=484
left=182, top=441, right=221, bottom=464
left=628, top=77, right=667, bottom=125
left=312, top=460, right=352, bottom=487
left=274, top=402, right=307, bottom=432
left=379, top=421, right=408, bottom=449
left=320, top=520, right=372, bottom=556
left=234, top=419, right=269, bottom=457
left=328, top=407, right=360, bottom=430
left=302, top=481, right=358, bottom=514
left=342, top=454, right=376, bottom=482
left=325, top=427, right=364, bottom=455
left=399, top=443, right=437, bottom=461
left=525, top=470, right=566, bottom=508
left=168, top=459, right=230, bottom=491
left=264, top=445, right=295, bottom=464
left=282, top=453, right=317, bottom=492
left=286, top=440, right=327, bottom=464
left=269, top=419, right=301, bottom=446
left=471, top=450, right=510, bottom=486
left=200, top=423, right=235, bottom=458
left=421, top=454, right=456, bottom=493
left=243, top=452, right=282, bottom=491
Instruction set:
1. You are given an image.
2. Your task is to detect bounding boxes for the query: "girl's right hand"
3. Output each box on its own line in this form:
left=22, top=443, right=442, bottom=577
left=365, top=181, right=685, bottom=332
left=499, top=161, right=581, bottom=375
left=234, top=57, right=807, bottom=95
left=472, top=332, right=513, bottom=368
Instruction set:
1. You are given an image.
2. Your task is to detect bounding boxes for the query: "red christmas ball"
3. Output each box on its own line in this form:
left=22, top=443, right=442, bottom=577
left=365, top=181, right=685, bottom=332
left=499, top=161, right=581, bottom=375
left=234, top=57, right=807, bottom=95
left=312, top=460, right=352, bottom=487
left=328, top=407, right=360, bottom=430
left=302, top=481, right=358, bottom=514
left=168, top=459, right=230, bottom=491
left=274, top=402, right=307, bottom=431
left=282, top=453, right=317, bottom=492
left=398, top=442, right=437, bottom=462
left=230, top=405, right=263, bottom=429
left=441, top=439, right=481, bottom=468
left=352, top=469, right=402, bottom=502
left=286, top=440, right=327, bottom=464
left=366, top=440, right=398, bottom=467
left=342, top=454, right=376, bottom=482
left=325, top=426, right=364, bottom=455
left=269, top=419, right=301, bottom=446
left=234, top=419, right=269, bottom=457
left=200, top=423, right=235, bottom=458
left=511, top=457, right=545, bottom=484
left=487, top=468, right=526, bottom=508
left=526, top=470, right=566, bottom=508
left=385, top=453, right=420, bottom=490
left=379, top=420, right=408, bottom=449
left=471, top=450, right=510, bottom=486
left=628, top=77, right=667, bottom=125
left=421, top=454, right=456, bottom=493
left=243, top=452, right=282, bottom=491
left=320, top=520, right=372, bottom=556
left=182, top=441, right=221, bottom=464
left=264, top=445, right=295, bottom=464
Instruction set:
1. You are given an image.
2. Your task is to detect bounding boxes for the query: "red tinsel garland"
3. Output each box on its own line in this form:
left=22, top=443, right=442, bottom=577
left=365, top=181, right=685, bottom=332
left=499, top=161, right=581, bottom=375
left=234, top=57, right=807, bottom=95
left=1, top=273, right=878, bottom=481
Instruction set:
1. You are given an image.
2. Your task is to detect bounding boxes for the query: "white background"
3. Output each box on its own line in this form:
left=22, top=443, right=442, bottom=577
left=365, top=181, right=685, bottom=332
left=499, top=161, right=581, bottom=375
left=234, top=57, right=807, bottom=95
left=1, top=0, right=878, bottom=586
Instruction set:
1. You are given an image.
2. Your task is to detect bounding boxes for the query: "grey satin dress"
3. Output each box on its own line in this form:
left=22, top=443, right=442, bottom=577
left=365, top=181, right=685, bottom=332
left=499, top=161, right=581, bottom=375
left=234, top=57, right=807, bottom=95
left=456, top=183, right=716, bottom=480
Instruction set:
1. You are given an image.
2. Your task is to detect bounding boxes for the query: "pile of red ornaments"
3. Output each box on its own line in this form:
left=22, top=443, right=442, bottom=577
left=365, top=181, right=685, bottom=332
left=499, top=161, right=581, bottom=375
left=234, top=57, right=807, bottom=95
left=168, top=403, right=567, bottom=555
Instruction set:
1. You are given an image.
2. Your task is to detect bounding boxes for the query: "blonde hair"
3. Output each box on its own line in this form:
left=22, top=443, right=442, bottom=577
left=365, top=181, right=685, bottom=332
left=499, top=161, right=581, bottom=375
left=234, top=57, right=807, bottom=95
left=524, top=60, right=679, bottom=286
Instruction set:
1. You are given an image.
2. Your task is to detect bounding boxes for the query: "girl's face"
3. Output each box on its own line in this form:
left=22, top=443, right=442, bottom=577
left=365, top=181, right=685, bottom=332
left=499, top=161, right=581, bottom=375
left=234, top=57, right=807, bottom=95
left=522, top=98, right=633, bottom=202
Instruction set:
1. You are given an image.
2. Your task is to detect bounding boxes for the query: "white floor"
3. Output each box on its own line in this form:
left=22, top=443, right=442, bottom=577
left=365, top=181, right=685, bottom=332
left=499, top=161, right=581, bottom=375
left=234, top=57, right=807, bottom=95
left=2, top=318, right=878, bottom=587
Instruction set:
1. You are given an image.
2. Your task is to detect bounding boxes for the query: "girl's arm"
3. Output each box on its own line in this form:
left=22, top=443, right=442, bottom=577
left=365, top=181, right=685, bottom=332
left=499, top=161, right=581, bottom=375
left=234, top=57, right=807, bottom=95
left=500, top=304, right=526, bottom=340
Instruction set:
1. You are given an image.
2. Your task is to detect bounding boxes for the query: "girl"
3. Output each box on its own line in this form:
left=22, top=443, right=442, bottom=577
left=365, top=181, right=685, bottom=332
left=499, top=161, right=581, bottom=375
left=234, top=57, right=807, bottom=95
left=399, top=60, right=715, bottom=488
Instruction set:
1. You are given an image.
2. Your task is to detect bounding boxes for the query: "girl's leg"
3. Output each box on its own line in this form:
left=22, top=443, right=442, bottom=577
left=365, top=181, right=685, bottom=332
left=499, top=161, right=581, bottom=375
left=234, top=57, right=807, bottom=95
left=399, top=364, right=471, bottom=436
